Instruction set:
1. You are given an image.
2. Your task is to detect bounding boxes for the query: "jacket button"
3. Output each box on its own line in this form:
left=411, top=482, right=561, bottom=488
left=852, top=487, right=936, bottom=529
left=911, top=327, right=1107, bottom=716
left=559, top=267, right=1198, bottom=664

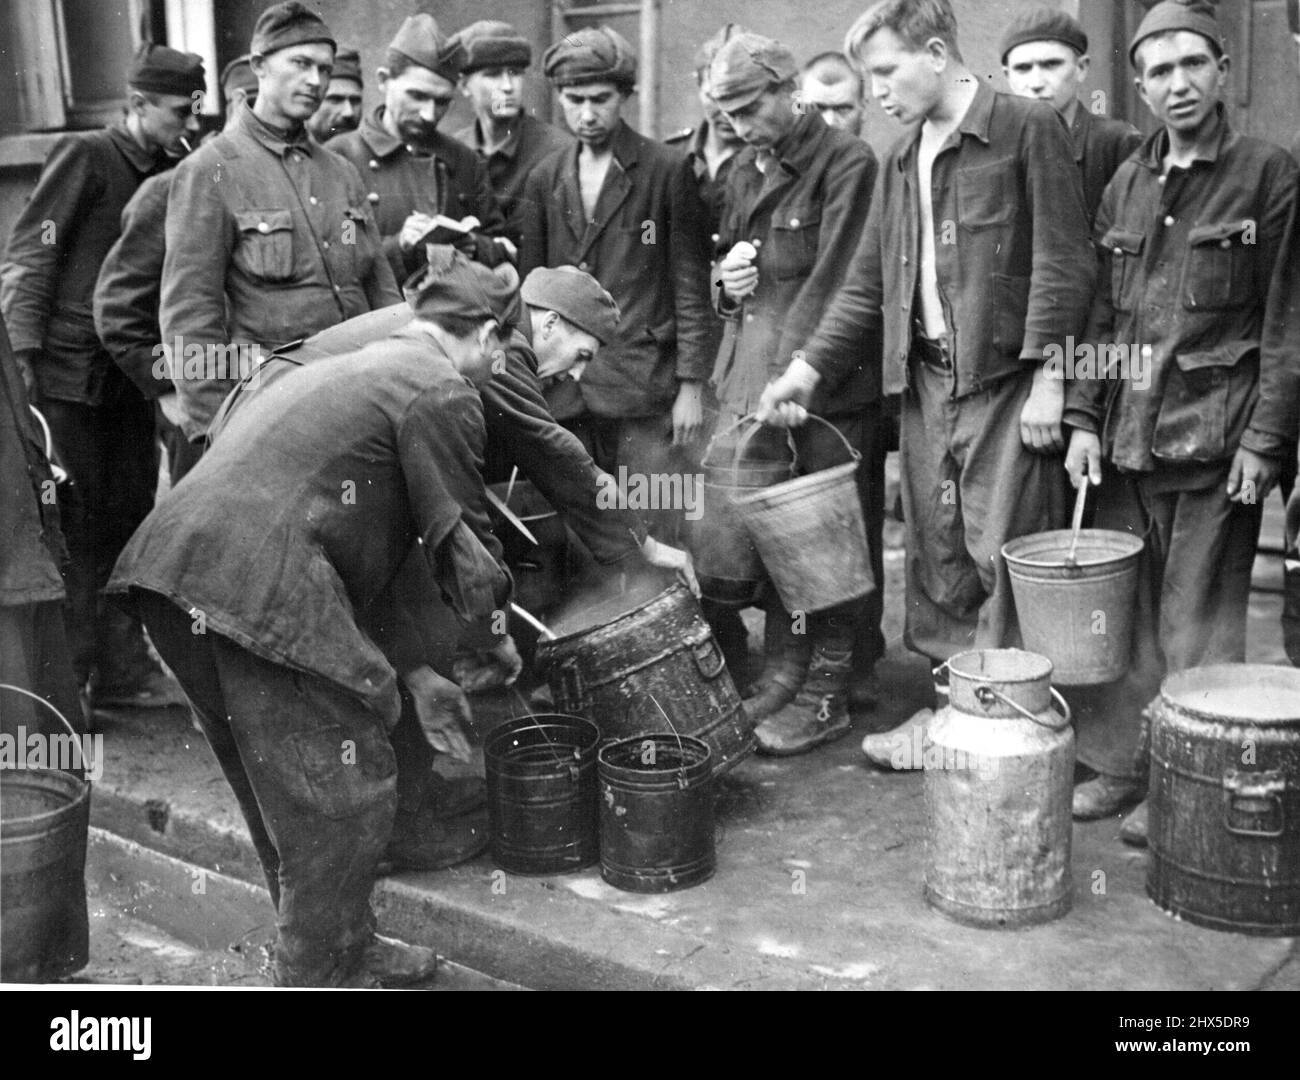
left=745, top=313, right=754, bottom=322
left=578, top=261, right=589, bottom=271
left=789, top=217, right=800, bottom=227
left=901, top=255, right=908, bottom=264
left=1219, top=239, right=1231, bottom=249
left=1113, top=247, right=1123, bottom=256
left=258, top=222, right=270, bottom=234
left=1163, top=215, right=1175, bottom=227
left=309, top=196, right=318, bottom=206
left=367, top=192, right=379, bottom=203
left=322, top=240, right=330, bottom=249
left=368, top=159, right=379, bottom=170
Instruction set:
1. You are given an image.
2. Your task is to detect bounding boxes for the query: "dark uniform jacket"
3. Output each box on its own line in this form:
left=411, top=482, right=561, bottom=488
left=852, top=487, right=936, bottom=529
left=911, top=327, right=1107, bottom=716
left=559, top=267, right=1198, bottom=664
left=108, top=326, right=510, bottom=725
left=713, top=112, right=879, bottom=416
left=800, top=82, right=1096, bottom=400
left=1, top=123, right=169, bottom=405
left=160, top=106, right=400, bottom=439
left=329, top=108, right=508, bottom=281
left=664, top=120, right=740, bottom=236
left=519, top=120, right=714, bottom=419
left=451, top=112, right=572, bottom=249
left=1070, top=104, right=1143, bottom=224
left=1064, top=108, right=1300, bottom=476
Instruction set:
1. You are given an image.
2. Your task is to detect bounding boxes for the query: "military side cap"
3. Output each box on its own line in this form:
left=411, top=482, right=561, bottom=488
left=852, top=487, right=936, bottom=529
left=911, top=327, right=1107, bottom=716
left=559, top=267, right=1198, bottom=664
left=128, top=43, right=206, bottom=98
left=708, top=32, right=797, bottom=112
left=521, top=266, right=620, bottom=345
left=220, top=54, right=258, bottom=100
left=1130, top=0, right=1224, bottom=66
left=388, top=13, right=462, bottom=82
left=999, top=7, right=1088, bottom=64
left=250, top=1, right=335, bottom=58
left=542, top=26, right=636, bottom=89
left=405, top=248, right=519, bottom=328
left=693, top=23, right=745, bottom=75
left=453, top=21, right=532, bottom=74
left=332, top=47, right=362, bottom=85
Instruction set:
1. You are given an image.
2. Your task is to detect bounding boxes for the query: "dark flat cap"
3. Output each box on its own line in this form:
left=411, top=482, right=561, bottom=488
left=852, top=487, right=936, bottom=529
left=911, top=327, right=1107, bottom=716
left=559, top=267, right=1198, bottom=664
left=332, top=47, right=362, bottom=85
left=708, top=32, right=797, bottom=112
left=453, top=21, right=532, bottom=74
left=251, top=1, right=335, bottom=58
left=388, top=13, right=462, bottom=82
left=1130, top=0, right=1224, bottom=66
left=543, top=26, right=636, bottom=89
left=220, top=54, right=258, bottom=100
left=128, top=43, right=207, bottom=98
left=693, top=23, right=745, bottom=75
left=999, top=8, right=1088, bottom=65
left=405, top=247, right=518, bottom=327
left=521, top=266, right=620, bottom=344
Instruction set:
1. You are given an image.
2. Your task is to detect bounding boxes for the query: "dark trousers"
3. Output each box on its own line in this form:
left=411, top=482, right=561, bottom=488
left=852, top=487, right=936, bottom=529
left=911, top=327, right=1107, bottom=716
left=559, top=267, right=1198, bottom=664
left=1285, top=475, right=1300, bottom=667
left=899, top=359, right=1066, bottom=661
left=134, top=590, right=398, bottom=987
left=1071, top=467, right=1263, bottom=779
left=40, top=391, right=158, bottom=684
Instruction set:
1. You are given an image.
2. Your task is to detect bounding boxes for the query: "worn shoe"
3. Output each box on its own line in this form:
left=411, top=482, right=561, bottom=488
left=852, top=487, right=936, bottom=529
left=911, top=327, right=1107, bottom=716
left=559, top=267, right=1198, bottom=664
left=754, top=644, right=853, bottom=756
left=1071, top=774, right=1145, bottom=820
left=345, top=934, right=440, bottom=988
left=848, top=667, right=881, bottom=711
left=381, top=807, right=489, bottom=873
left=861, top=707, right=932, bottom=770
left=1119, top=799, right=1149, bottom=847
left=89, top=663, right=187, bottom=710
left=424, top=771, right=487, bottom=819
left=745, top=602, right=813, bottom=721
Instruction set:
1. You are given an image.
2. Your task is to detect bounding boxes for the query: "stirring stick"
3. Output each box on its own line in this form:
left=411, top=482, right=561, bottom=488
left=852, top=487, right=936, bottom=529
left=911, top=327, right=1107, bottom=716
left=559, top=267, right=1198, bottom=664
left=511, top=602, right=557, bottom=640
left=1066, top=480, right=1088, bottom=566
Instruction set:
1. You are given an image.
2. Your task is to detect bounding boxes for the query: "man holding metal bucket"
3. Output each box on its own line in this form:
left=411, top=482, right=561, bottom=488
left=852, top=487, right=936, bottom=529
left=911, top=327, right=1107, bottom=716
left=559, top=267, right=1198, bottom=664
left=1064, top=0, right=1300, bottom=833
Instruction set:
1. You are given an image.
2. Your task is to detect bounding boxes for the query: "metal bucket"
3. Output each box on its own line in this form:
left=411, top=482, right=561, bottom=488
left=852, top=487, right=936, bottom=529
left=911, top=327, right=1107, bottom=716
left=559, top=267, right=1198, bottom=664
left=0, top=684, right=90, bottom=981
left=484, top=713, right=600, bottom=875
left=1001, top=528, right=1144, bottom=685
left=732, top=415, right=872, bottom=614
left=1147, top=664, right=1300, bottom=936
left=691, top=416, right=792, bottom=607
left=536, top=579, right=754, bottom=775
left=923, top=650, right=1074, bottom=929
left=598, top=733, right=715, bottom=893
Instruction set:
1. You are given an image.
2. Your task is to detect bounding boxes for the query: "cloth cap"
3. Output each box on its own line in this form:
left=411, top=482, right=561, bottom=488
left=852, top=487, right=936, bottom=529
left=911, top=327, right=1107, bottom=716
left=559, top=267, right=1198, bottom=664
left=999, top=8, right=1088, bottom=64
left=331, top=47, right=362, bottom=85
left=405, top=248, right=518, bottom=328
left=693, top=23, right=745, bottom=75
left=250, top=1, right=335, bottom=58
left=542, top=26, right=636, bottom=89
left=128, top=43, right=207, bottom=98
left=521, top=266, right=620, bottom=345
left=220, top=54, right=258, bottom=99
left=388, top=13, right=462, bottom=82
left=708, top=32, right=798, bottom=112
left=1130, top=0, right=1225, bottom=66
left=453, top=21, right=532, bottom=74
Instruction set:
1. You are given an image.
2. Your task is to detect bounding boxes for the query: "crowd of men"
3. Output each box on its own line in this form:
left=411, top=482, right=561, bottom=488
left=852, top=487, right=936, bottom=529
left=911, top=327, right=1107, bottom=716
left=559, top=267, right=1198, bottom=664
left=2, top=0, right=1298, bottom=987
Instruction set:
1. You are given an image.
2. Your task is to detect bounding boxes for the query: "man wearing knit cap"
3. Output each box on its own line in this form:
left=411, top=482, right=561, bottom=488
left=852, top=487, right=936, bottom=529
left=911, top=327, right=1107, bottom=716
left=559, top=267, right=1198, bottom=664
left=1001, top=7, right=1141, bottom=222
left=451, top=21, right=572, bottom=249
left=329, top=14, right=509, bottom=283
left=705, top=31, right=882, bottom=755
left=520, top=25, right=714, bottom=547
left=1, top=42, right=205, bottom=709
left=161, top=1, right=399, bottom=455
left=110, top=250, right=520, bottom=988
left=1064, top=0, right=1300, bottom=838
left=307, top=47, right=364, bottom=143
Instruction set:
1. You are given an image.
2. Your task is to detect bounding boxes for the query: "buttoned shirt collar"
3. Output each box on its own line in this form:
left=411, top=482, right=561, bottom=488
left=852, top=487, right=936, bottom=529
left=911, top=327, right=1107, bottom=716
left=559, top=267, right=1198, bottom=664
left=1135, top=102, right=1236, bottom=172
left=468, top=116, right=524, bottom=161
left=896, top=78, right=996, bottom=173
left=359, top=106, right=410, bottom=159
left=238, top=103, right=314, bottom=157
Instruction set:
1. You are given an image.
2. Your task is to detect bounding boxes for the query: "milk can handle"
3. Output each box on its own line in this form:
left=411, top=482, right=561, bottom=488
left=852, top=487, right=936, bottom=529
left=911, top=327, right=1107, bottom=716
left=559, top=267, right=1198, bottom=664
left=972, top=684, right=1073, bottom=731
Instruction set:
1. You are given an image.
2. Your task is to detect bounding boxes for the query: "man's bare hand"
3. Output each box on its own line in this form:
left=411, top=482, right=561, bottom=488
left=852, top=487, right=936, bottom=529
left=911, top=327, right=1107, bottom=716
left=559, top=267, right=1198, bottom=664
left=1227, top=447, right=1280, bottom=505
left=641, top=536, right=700, bottom=597
left=756, top=355, right=821, bottom=427
left=718, top=241, right=759, bottom=300
left=452, top=636, right=523, bottom=694
left=672, top=380, right=704, bottom=445
left=398, top=212, right=435, bottom=251
left=1065, top=429, right=1102, bottom=489
left=403, top=664, right=473, bottom=763
left=1020, top=367, right=1065, bottom=453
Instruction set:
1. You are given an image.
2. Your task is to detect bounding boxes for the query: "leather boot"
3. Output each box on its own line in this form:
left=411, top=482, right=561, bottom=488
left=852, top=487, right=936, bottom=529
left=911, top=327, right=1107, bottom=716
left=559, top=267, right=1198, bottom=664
left=342, top=935, right=440, bottom=988
left=380, top=807, right=489, bottom=873
left=745, top=600, right=812, bottom=721
left=754, top=635, right=853, bottom=756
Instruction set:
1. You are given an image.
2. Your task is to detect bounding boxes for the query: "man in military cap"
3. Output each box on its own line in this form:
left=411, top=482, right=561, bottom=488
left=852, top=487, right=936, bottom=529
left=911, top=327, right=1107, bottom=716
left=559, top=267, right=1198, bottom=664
left=328, top=14, right=510, bottom=283
left=1000, top=7, right=1142, bottom=223
left=1, top=42, right=205, bottom=709
left=160, top=1, right=399, bottom=450
left=306, top=46, right=364, bottom=143
left=110, top=251, right=521, bottom=988
left=520, top=25, right=714, bottom=546
left=450, top=21, right=572, bottom=250
left=707, top=31, right=882, bottom=754
left=798, top=52, right=867, bottom=138
left=1064, top=0, right=1300, bottom=833
left=219, top=54, right=258, bottom=123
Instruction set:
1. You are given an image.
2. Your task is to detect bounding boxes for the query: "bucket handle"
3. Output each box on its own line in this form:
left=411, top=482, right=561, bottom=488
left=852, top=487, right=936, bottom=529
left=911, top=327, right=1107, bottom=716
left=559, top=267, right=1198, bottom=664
left=689, top=634, right=726, bottom=680
left=0, top=682, right=89, bottom=778
left=1222, top=770, right=1286, bottom=839
left=647, top=693, right=691, bottom=790
left=505, top=689, right=581, bottom=779
left=971, top=683, right=1073, bottom=731
left=732, top=412, right=861, bottom=488
left=702, top=413, right=795, bottom=476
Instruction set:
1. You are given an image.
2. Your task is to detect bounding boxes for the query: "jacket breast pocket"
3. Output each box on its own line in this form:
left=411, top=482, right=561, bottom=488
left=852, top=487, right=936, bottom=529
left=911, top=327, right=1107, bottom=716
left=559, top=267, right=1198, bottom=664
left=1100, top=226, right=1144, bottom=313
left=1181, top=220, right=1256, bottom=311
left=1151, top=342, right=1259, bottom=464
left=956, top=158, right=1016, bottom=230
left=233, top=208, right=294, bottom=283
left=767, top=205, right=821, bottom=280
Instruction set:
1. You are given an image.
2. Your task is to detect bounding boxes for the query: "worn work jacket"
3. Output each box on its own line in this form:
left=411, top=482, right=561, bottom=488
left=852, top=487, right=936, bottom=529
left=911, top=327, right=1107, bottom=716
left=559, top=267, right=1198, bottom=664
left=94, top=171, right=172, bottom=400
left=329, top=108, right=508, bottom=281
left=160, top=106, right=400, bottom=440
left=801, top=82, right=1096, bottom=400
left=519, top=121, right=714, bottom=419
left=713, top=112, right=879, bottom=417
left=451, top=112, right=571, bottom=249
left=1063, top=109, right=1300, bottom=475
left=1069, top=104, right=1143, bottom=224
left=1, top=123, right=169, bottom=405
left=665, top=120, right=741, bottom=236
left=109, top=326, right=510, bottom=725
left=209, top=303, right=645, bottom=564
